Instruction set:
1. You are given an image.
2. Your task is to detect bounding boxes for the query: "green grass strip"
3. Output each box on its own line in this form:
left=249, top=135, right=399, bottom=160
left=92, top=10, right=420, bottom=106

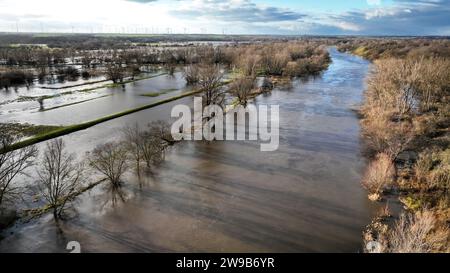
left=141, top=88, right=179, bottom=97
left=3, top=88, right=204, bottom=153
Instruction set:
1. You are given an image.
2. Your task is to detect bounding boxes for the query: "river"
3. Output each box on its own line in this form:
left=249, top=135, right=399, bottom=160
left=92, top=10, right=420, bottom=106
left=0, top=48, right=377, bottom=253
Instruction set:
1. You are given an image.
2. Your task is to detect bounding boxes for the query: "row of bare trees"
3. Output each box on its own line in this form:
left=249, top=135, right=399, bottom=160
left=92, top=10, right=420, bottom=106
left=181, top=41, right=331, bottom=109
left=1, top=40, right=331, bottom=90
left=230, top=41, right=331, bottom=77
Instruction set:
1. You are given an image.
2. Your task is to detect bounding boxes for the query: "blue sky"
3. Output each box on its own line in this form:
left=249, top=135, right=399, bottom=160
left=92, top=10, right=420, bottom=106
left=0, top=0, right=448, bottom=35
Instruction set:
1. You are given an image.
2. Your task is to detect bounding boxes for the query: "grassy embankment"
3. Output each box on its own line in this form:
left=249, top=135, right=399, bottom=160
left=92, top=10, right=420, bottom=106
left=140, top=88, right=178, bottom=97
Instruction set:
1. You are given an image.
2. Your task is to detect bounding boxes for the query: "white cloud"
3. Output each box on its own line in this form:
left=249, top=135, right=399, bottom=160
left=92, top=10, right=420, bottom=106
left=367, top=0, right=381, bottom=6
left=0, top=0, right=448, bottom=35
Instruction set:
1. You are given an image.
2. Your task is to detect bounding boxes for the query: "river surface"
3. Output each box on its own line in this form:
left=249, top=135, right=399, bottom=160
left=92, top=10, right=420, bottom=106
left=0, top=48, right=377, bottom=253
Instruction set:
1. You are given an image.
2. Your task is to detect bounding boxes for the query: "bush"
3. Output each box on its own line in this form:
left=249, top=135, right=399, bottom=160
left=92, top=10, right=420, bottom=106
left=81, top=70, right=91, bottom=79
left=413, top=149, right=450, bottom=191
left=57, top=66, right=80, bottom=78
left=0, top=70, right=34, bottom=89
left=362, top=153, right=395, bottom=200
left=387, top=211, right=448, bottom=253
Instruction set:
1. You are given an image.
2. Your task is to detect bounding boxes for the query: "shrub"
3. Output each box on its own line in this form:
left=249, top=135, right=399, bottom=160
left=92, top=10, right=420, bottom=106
left=57, top=66, right=80, bottom=78
left=414, top=150, right=434, bottom=186
left=414, top=149, right=450, bottom=191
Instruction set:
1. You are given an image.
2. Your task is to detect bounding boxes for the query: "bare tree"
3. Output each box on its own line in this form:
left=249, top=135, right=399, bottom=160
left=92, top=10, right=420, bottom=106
left=0, top=129, right=37, bottom=205
left=362, top=153, right=395, bottom=201
left=88, top=142, right=129, bottom=187
left=229, top=76, right=255, bottom=106
left=147, top=121, right=174, bottom=145
left=37, top=139, right=84, bottom=219
left=128, top=64, right=141, bottom=80
left=197, top=64, right=225, bottom=107
left=184, top=65, right=200, bottom=85
left=122, top=124, right=144, bottom=175
left=141, top=121, right=173, bottom=169
left=105, top=63, right=125, bottom=84
left=237, top=54, right=260, bottom=76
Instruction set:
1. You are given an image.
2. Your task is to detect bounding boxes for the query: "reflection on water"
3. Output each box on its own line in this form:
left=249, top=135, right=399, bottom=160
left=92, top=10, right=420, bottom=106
left=0, top=48, right=378, bottom=253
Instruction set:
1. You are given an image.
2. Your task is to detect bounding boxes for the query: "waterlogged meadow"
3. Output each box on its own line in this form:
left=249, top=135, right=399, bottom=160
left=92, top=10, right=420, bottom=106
left=1, top=35, right=448, bottom=253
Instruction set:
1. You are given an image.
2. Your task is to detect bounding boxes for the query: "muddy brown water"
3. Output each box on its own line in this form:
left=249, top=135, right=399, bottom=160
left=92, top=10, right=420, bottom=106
left=0, top=48, right=378, bottom=253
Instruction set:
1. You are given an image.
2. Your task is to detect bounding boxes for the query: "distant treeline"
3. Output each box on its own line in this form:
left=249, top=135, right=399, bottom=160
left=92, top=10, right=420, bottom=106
left=0, top=33, right=298, bottom=49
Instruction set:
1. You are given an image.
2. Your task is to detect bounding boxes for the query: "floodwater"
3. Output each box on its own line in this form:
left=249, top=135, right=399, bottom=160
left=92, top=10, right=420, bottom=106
left=0, top=48, right=377, bottom=253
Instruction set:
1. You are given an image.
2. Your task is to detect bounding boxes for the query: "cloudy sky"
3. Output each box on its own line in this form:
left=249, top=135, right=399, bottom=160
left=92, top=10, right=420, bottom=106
left=0, top=0, right=449, bottom=35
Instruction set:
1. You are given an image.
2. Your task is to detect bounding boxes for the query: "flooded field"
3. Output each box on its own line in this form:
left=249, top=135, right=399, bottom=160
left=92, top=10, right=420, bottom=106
left=0, top=48, right=378, bottom=253
left=0, top=70, right=188, bottom=125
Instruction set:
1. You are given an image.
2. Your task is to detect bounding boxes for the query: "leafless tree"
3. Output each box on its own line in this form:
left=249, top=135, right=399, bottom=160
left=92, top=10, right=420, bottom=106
left=0, top=129, right=37, bottom=205
left=37, top=139, right=84, bottom=219
left=198, top=64, right=225, bottom=107
left=122, top=124, right=144, bottom=175
left=147, top=121, right=174, bottom=145
left=141, top=121, right=173, bottom=169
left=184, top=65, right=200, bottom=85
left=80, top=51, right=93, bottom=68
left=128, top=64, right=141, bottom=80
left=88, top=142, right=129, bottom=187
left=105, top=63, right=125, bottom=84
left=237, top=54, right=260, bottom=76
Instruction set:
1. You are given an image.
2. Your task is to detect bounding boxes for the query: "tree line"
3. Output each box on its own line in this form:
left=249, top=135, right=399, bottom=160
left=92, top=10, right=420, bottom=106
left=0, top=121, right=173, bottom=221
